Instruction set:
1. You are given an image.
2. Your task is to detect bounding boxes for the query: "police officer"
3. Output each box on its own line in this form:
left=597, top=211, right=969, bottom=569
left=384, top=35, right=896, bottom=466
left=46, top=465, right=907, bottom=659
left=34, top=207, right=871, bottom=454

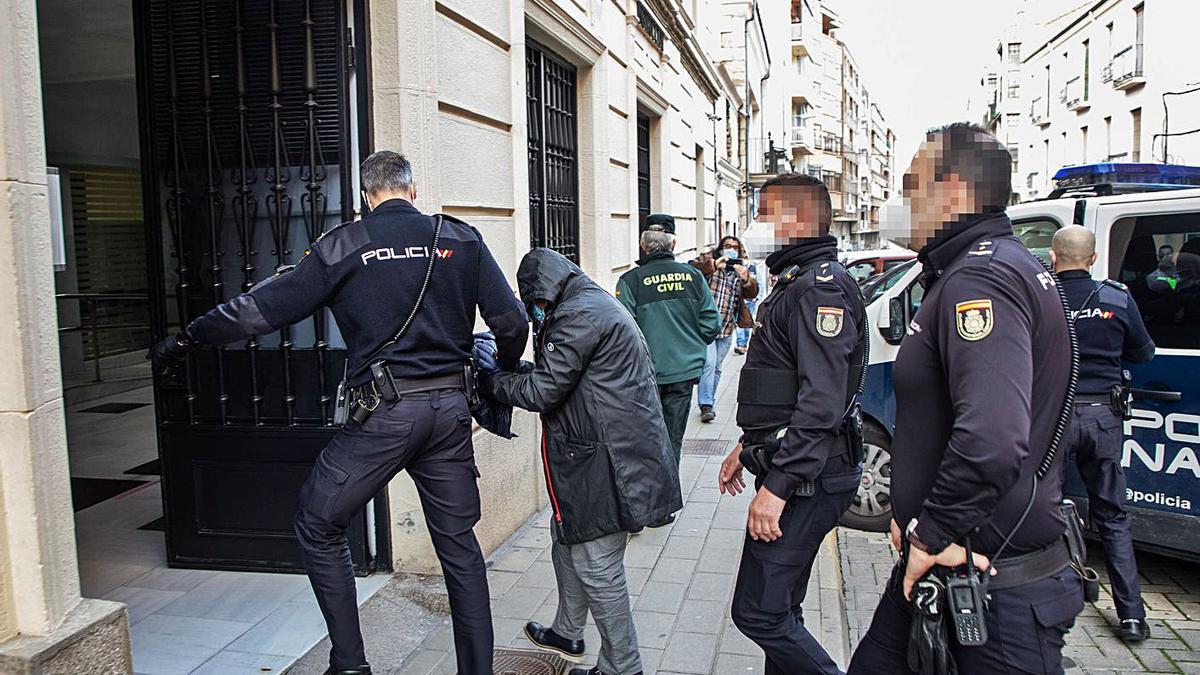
left=150, top=151, right=528, bottom=675
left=717, top=174, right=865, bottom=675
left=616, top=214, right=721, bottom=466
left=1052, top=224, right=1155, bottom=643
left=847, top=123, right=1081, bottom=674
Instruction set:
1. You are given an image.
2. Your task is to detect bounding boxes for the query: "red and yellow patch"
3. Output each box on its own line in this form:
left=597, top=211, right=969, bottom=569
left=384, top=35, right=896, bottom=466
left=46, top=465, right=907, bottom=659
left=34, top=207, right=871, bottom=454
left=816, top=306, right=844, bottom=338
left=955, top=299, right=994, bottom=341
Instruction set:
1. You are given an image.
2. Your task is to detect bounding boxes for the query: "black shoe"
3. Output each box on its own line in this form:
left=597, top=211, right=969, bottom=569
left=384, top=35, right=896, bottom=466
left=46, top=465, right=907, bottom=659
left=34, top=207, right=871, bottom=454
left=524, top=621, right=584, bottom=662
left=569, top=669, right=642, bottom=675
left=647, top=513, right=675, bottom=528
left=700, top=405, right=716, bottom=423
left=1118, top=617, right=1150, bottom=643
left=629, top=526, right=644, bottom=534
left=323, top=667, right=371, bottom=675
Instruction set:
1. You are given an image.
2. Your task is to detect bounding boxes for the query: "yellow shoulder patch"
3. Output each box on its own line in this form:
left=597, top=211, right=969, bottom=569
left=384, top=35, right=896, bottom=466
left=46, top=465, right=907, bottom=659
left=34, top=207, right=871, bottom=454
left=955, top=299, right=994, bottom=341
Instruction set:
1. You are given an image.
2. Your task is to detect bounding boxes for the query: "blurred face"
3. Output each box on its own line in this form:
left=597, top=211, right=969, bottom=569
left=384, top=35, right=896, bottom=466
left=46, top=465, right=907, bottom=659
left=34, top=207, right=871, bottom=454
left=889, top=136, right=973, bottom=251
left=757, top=184, right=828, bottom=247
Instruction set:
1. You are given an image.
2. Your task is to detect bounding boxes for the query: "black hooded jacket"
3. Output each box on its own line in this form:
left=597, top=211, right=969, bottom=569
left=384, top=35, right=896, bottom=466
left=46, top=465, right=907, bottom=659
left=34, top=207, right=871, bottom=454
left=490, top=249, right=683, bottom=545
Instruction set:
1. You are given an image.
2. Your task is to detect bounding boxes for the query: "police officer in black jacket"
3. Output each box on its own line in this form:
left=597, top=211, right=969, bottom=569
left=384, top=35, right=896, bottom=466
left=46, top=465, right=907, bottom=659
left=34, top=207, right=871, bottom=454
left=150, top=151, right=528, bottom=675
left=1052, top=224, right=1155, bottom=643
left=848, top=124, right=1082, bottom=674
left=717, top=174, right=865, bottom=675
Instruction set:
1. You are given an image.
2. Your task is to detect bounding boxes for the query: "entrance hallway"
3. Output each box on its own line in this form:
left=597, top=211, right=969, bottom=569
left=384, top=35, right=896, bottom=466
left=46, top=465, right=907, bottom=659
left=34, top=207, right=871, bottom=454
left=67, top=385, right=388, bottom=674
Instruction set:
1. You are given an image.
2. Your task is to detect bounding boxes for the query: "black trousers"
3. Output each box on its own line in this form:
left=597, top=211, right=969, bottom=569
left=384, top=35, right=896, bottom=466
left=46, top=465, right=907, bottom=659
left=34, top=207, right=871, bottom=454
left=294, top=389, right=493, bottom=673
left=1068, top=403, right=1145, bottom=619
left=657, top=379, right=696, bottom=463
left=730, top=454, right=861, bottom=675
left=848, top=563, right=1084, bottom=675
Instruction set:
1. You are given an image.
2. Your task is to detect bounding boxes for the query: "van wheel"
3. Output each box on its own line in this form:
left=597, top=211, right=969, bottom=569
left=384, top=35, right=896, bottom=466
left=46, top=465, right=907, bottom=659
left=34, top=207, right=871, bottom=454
left=839, top=423, right=892, bottom=532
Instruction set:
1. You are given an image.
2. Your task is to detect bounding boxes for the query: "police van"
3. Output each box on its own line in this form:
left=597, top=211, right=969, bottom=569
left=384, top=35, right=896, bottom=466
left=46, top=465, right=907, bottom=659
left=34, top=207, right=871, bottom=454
left=845, top=163, right=1200, bottom=561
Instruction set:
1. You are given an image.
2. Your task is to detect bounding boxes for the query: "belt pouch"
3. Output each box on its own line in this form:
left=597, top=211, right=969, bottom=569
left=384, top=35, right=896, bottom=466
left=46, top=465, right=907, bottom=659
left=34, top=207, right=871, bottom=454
left=371, top=361, right=400, bottom=403
left=1060, top=500, right=1100, bottom=602
left=333, top=379, right=351, bottom=426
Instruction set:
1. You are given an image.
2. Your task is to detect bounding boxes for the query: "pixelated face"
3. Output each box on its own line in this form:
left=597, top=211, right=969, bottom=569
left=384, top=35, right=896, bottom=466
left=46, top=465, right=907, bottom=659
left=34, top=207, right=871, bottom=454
left=757, top=184, right=828, bottom=246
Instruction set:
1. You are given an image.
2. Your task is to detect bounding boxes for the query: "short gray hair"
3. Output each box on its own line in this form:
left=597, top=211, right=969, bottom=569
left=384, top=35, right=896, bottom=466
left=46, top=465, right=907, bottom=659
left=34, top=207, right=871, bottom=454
left=360, top=150, right=414, bottom=195
left=640, top=229, right=675, bottom=255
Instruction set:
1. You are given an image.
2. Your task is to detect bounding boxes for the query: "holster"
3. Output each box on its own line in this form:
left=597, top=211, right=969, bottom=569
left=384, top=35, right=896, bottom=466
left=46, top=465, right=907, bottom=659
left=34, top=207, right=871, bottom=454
left=1061, top=499, right=1101, bottom=602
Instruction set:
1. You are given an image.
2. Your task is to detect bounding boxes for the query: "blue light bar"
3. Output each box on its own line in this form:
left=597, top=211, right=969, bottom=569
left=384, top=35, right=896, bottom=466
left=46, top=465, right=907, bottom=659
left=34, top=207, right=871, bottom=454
left=1053, top=163, right=1200, bottom=188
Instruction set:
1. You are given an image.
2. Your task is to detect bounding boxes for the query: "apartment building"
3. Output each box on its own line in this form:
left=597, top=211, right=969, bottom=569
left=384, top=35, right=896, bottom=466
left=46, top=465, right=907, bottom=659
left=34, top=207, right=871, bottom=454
left=992, top=0, right=1200, bottom=201
left=0, top=0, right=755, bottom=669
left=782, top=0, right=896, bottom=250
left=979, top=13, right=1032, bottom=202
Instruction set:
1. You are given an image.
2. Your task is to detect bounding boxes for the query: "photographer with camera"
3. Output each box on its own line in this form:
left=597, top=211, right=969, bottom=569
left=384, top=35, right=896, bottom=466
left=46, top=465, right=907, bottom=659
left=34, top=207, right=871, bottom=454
left=691, top=235, right=758, bottom=423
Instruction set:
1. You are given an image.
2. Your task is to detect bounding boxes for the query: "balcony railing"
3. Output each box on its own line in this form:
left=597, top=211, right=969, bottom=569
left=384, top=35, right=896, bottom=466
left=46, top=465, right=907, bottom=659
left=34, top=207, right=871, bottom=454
left=790, top=126, right=812, bottom=151
left=1110, top=45, right=1145, bottom=89
left=1030, top=97, right=1049, bottom=126
left=1101, top=63, right=1113, bottom=82
left=637, top=2, right=664, bottom=52
left=1062, top=76, right=1088, bottom=110
left=791, top=21, right=803, bottom=41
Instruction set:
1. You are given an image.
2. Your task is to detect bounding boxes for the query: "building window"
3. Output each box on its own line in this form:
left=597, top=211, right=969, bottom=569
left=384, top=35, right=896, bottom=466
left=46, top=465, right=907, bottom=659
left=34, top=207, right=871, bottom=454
left=1104, top=116, right=1113, bottom=159
left=1007, top=113, right=1019, bottom=128
left=1082, top=39, right=1090, bottom=100
left=1131, top=107, right=1142, bottom=162
left=1007, top=144, right=1019, bottom=167
left=1007, top=82, right=1020, bottom=99
left=1007, top=42, right=1021, bottom=64
left=637, top=2, right=665, bottom=51
left=1134, top=3, right=1144, bottom=73
left=1080, top=125, right=1089, bottom=163
left=637, top=112, right=652, bottom=231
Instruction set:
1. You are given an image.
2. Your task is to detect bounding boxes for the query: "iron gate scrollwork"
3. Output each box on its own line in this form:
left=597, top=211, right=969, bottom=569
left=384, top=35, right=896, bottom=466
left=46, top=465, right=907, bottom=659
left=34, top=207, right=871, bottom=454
left=526, top=41, right=580, bottom=263
left=138, top=0, right=374, bottom=572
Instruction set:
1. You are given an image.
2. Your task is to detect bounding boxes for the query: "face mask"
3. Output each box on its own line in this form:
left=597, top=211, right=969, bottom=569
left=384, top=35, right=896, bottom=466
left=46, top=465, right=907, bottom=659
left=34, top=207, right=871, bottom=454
left=723, top=248, right=739, bottom=259
left=530, top=305, right=546, bottom=324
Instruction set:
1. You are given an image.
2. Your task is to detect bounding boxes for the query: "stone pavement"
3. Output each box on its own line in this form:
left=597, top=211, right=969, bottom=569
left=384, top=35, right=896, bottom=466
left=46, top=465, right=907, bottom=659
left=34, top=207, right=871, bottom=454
left=836, top=525, right=1200, bottom=674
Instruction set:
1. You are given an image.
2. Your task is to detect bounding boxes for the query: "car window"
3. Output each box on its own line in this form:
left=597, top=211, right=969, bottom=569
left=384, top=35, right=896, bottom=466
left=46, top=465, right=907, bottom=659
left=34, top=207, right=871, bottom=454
left=863, top=259, right=916, bottom=304
left=907, top=279, right=925, bottom=319
left=882, top=258, right=910, bottom=272
left=1012, top=218, right=1061, bottom=265
left=847, top=261, right=876, bottom=283
left=1109, top=212, right=1200, bottom=350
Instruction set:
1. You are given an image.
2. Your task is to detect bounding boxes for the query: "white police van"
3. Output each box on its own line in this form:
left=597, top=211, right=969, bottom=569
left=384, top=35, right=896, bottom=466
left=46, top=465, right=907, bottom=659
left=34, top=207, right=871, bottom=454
left=844, top=163, right=1200, bottom=561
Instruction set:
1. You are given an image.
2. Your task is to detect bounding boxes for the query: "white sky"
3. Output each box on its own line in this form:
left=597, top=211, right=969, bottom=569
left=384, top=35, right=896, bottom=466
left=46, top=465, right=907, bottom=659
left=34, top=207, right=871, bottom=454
left=833, top=0, right=1028, bottom=176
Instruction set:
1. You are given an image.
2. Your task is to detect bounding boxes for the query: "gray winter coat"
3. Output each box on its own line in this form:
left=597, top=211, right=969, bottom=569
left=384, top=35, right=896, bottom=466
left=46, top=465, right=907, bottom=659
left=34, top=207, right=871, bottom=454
left=491, top=249, right=682, bottom=545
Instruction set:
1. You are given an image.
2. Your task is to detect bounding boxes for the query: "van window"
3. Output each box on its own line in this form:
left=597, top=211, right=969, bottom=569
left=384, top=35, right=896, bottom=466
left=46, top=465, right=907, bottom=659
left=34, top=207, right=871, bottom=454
left=863, top=259, right=916, bottom=304
left=1109, top=213, right=1200, bottom=350
left=1012, top=218, right=1061, bottom=265
left=847, top=260, right=877, bottom=283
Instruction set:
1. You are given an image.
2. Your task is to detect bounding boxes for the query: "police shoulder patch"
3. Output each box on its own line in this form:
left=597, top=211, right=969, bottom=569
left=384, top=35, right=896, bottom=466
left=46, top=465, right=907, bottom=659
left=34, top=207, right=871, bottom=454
left=816, top=306, right=844, bottom=338
left=955, top=299, right=994, bottom=341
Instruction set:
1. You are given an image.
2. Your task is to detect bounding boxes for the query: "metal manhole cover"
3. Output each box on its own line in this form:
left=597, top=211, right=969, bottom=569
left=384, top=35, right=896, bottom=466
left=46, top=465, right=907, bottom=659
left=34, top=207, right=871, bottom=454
left=492, top=648, right=568, bottom=675
left=682, top=439, right=734, bottom=456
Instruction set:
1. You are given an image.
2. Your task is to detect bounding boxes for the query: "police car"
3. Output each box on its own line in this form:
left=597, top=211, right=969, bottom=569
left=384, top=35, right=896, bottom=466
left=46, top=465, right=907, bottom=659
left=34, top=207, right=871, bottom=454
left=844, top=163, right=1200, bottom=561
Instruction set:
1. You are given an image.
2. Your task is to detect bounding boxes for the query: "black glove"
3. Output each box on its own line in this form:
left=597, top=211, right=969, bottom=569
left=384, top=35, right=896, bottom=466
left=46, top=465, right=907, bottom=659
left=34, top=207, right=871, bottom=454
left=149, top=331, right=195, bottom=363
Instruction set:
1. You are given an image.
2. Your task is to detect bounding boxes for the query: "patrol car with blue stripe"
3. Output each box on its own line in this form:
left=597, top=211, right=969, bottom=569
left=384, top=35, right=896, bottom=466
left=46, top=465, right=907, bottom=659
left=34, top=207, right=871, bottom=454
left=845, top=163, right=1200, bottom=561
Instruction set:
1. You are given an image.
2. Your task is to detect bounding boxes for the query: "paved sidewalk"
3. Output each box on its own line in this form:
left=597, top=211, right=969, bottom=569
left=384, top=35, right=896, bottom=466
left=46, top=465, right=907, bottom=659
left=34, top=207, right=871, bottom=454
left=296, top=353, right=851, bottom=674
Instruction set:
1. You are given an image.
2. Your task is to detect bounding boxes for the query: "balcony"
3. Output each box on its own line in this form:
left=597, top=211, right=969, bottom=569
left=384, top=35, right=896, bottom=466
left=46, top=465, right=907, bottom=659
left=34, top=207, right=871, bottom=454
left=790, top=126, right=813, bottom=154
left=1062, top=76, right=1089, bottom=112
left=1101, top=63, right=1113, bottom=83
left=1110, top=45, right=1145, bottom=90
left=790, top=22, right=809, bottom=56
left=1030, top=97, right=1050, bottom=127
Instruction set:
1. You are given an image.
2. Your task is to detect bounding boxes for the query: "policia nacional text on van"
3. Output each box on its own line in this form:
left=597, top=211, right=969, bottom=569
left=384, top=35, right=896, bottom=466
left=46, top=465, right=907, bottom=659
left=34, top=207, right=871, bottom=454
left=717, top=174, right=867, bottom=675
left=150, top=151, right=528, bottom=675
left=847, top=124, right=1090, bottom=675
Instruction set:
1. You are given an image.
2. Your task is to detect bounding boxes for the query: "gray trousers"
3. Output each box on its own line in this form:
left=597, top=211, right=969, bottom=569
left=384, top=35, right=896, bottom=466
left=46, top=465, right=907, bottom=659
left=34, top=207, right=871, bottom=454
left=551, top=531, right=642, bottom=675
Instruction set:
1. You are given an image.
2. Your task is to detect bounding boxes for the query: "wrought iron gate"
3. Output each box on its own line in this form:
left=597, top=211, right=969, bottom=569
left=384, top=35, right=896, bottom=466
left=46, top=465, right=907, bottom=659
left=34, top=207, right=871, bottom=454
left=526, top=41, right=580, bottom=262
left=137, top=0, right=377, bottom=573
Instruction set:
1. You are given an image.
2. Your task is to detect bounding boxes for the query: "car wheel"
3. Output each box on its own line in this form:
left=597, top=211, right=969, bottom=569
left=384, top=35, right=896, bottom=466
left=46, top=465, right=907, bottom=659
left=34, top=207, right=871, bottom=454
left=839, top=423, right=893, bottom=532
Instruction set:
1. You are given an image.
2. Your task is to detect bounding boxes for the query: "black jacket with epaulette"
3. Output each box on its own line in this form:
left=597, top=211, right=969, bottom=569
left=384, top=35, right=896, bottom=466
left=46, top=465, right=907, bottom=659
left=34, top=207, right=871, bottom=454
left=893, top=215, right=1072, bottom=557
left=735, top=238, right=865, bottom=500
left=1059, top=269, right=1155, bottom=395
left=184, top=198, right=528, bottom=386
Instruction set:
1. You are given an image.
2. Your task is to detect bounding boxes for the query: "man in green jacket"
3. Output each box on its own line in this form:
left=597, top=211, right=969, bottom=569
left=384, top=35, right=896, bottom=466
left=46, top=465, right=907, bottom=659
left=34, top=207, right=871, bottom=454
left=617, top=214, right=722, bottom=465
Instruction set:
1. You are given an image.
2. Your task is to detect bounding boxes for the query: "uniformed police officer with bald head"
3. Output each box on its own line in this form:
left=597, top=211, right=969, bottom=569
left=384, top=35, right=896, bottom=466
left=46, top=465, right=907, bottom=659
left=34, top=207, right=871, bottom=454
left=1053, top=224, right=1155, bottom=644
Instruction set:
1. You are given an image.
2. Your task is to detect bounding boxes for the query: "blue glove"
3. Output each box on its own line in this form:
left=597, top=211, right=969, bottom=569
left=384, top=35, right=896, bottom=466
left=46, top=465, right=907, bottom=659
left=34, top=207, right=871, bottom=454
left=473, top=331, right=501, bottom=376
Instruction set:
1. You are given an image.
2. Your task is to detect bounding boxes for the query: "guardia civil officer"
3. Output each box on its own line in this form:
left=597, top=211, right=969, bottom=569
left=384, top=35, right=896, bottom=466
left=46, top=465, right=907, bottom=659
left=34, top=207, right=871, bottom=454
left=616, top=214, right=721, bottom=465
left=717, top=174, right=865, bottom=675
left=150, top=151, right=528, bottom=675
left=1053, top=224, right=1155, bottom=643
left=847, top=123, right=1081, bottom=674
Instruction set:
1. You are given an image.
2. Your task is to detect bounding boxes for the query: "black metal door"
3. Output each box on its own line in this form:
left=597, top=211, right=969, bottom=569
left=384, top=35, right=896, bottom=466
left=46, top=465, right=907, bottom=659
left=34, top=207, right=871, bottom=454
left=637, top=112, right=651, bottom=232
left=136, top=0, right=376, bottom=573
left=526, top=41, right=580, bottom=262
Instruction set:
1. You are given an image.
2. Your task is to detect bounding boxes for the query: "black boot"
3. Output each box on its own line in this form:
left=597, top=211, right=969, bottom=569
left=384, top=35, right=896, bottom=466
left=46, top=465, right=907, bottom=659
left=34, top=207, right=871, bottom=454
left=1118, top=617, right=1151, bottom=643
left=323, top=667, right=371, bottom=675
left=524, top=621, right=585, bottom=662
